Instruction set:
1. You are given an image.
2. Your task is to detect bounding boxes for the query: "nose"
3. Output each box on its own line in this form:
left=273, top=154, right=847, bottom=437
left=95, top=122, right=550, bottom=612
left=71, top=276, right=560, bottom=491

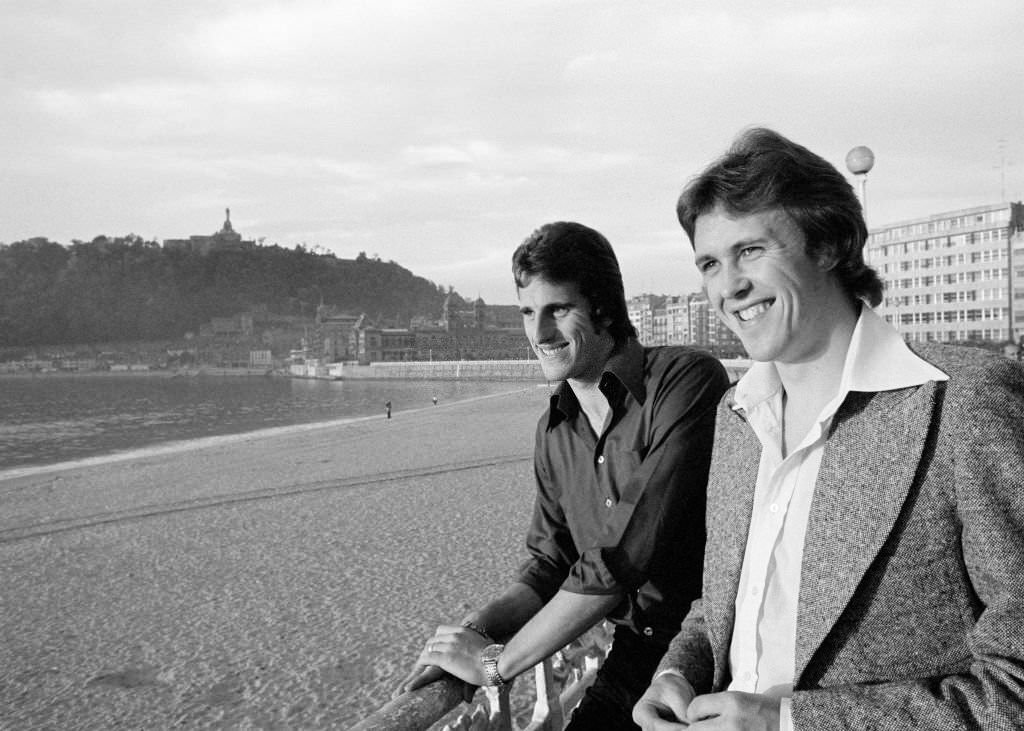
left=719, top=261, right=752, bottom=300
left=529, top=312, right=556, bottom=343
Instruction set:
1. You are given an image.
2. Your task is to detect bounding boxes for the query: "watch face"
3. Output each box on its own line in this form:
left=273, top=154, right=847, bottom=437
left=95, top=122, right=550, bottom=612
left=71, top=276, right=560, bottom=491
left=482, top=643, right=504, bottom=660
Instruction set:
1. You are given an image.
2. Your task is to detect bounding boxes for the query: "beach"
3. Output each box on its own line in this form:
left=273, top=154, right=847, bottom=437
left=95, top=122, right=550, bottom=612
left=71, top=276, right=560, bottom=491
left=0, top=386, right=549, bottom=729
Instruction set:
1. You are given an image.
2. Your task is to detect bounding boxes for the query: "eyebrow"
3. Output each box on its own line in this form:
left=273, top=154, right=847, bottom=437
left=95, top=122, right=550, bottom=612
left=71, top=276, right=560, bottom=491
left=519, top=299, right=574, bottom=314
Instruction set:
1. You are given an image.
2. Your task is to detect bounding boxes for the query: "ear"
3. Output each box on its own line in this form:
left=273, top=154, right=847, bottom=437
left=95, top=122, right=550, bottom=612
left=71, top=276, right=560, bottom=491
left=593, top=307, right=613, bottom=331
left=815, top=246, right=840, bottom=273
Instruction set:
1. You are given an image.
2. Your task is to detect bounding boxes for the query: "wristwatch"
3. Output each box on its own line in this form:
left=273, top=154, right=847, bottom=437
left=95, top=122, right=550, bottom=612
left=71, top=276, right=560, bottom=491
left=480, top=643, right=507, bottom=688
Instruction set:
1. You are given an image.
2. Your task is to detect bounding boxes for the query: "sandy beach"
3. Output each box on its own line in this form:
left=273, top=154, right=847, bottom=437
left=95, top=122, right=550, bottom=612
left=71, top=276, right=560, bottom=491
left=0, top=386, right=550, bottom=729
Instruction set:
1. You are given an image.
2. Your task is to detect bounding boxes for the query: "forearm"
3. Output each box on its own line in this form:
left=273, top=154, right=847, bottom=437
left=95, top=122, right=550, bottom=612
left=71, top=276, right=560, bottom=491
left=462, top=582, right=545, bottom=642
left=496, top=589, right=622, bottom=682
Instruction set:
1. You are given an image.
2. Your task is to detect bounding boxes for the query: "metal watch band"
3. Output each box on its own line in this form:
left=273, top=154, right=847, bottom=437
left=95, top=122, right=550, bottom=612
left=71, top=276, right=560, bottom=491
left=481, top=643, right=507, bottom=688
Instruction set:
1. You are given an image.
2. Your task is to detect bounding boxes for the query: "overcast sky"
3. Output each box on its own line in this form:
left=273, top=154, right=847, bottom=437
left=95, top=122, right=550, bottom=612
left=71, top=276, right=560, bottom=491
left=2, top=1, right=1022, bottom=304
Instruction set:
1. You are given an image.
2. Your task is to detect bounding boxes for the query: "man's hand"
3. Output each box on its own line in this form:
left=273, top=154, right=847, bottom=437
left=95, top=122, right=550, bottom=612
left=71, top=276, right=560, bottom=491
left=393, top=624, right=490, bottom=702
left=393, top=663, right=449, bottom=699
left=632, top=672, right=695, bottom=729
left=685, top=691, right=780, bottom=730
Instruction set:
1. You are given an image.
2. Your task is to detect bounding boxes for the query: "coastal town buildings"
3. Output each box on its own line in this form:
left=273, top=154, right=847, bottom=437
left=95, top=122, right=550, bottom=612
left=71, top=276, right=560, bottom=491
left=627, top=292, right=745, bottom=357
left=866, top=201, right=1024, bottom=345
left=314, top=292, right=528, bottom=365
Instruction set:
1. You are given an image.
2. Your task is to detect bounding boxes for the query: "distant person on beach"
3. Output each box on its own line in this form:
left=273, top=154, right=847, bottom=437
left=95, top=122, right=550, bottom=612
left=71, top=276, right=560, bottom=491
left=398, top=221, right=730, bottom=730
left=385, top=400, right=392, bottom=419
left=432, top=396, right=438, bottom=406
left=631, top=128, right=1024, bottom=730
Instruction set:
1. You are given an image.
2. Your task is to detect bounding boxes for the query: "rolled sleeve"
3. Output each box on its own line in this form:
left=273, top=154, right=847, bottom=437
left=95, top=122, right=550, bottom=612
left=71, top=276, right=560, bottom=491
left=517, top=456, right=574, bottom=602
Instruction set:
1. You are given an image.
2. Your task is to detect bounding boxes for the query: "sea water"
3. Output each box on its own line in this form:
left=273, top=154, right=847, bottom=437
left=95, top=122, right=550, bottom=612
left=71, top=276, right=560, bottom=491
left=0, top=374, right=527, bottom=471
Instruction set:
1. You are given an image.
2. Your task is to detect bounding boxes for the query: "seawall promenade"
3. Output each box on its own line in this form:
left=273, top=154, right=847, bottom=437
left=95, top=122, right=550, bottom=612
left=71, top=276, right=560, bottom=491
left=0, top=386, right=548, bottom=729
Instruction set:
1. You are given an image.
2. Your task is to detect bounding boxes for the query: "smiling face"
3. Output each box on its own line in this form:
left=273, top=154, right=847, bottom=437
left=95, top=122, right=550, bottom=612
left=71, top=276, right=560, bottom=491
left=517, top=275, right=615, bottom=385
left=693, top=205, right=855, bottom=365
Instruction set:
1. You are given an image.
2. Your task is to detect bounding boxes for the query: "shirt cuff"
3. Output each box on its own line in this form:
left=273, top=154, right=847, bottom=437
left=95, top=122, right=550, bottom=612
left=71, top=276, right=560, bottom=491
left=779, top=697, right=793, bottom=731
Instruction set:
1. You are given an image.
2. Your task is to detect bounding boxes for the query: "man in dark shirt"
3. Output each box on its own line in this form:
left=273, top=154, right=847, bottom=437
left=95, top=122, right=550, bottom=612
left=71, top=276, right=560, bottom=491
left=398, top=221, right=729, bottom=729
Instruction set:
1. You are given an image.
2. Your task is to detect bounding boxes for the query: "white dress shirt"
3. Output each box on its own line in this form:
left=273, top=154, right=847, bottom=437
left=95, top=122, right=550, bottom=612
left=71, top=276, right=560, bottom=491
left=727, top=307, right=948, bottom=729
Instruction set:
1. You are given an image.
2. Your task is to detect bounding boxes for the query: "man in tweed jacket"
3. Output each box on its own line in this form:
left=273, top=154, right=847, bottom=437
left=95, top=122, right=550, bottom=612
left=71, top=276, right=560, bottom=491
left=633, top=128, right=1024, bottom=730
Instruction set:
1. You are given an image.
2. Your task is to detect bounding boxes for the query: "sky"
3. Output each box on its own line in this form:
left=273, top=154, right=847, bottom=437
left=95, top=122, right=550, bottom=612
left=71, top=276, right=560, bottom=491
left=2, top=1, right=1023, bottom=305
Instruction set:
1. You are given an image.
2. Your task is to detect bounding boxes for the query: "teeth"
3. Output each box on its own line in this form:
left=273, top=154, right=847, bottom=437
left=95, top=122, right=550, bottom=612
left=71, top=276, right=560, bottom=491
left=736, top=301, right=771, bottom=322
left=537, top=344, right=567, bottom=356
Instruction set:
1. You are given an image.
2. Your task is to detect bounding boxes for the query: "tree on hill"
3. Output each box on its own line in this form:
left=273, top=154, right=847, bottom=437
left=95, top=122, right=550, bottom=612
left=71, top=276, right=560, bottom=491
left=0, top=237, right=456, bottom=347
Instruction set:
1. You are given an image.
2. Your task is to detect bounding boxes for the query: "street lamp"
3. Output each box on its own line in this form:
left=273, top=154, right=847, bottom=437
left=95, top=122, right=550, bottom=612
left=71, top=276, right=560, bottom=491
left=845, top=146, right=875, bottom=223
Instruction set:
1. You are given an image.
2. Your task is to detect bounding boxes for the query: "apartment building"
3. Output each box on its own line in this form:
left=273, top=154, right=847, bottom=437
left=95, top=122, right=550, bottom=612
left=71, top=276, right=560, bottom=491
left=627, top=292, right=745, bottom=356
left=867, top=201, right=1024, bottom=344
left=627, top=294, right=664, bottom=343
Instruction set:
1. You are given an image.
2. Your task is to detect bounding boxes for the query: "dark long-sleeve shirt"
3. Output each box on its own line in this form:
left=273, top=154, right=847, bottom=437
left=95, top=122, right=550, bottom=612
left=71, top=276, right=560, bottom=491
left=518, top=339, right=729, bottom=645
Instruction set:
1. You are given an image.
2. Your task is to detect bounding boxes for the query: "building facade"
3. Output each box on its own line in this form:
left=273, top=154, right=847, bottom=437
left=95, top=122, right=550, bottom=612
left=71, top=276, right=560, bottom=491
left=867, top=201, right=1024, bottom=345
left=627, top=292, right=745, bottom=356
left=316, top=297, right=529, bottom=365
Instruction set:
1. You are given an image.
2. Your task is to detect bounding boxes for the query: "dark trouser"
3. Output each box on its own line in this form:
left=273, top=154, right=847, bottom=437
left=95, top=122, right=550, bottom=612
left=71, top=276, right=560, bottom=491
left=564, top=625, right=667, bottom=731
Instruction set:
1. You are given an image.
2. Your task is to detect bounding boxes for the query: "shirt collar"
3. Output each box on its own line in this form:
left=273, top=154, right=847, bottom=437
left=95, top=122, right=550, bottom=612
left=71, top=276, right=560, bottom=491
left=732, top=304, right=949, bottom=417
left=547, top=338, right=646, bottom=429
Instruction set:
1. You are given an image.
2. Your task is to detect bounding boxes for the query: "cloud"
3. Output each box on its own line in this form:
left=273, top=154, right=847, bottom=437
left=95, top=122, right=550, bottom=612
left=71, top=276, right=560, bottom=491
left=1, top=1, right=1022, bottom=301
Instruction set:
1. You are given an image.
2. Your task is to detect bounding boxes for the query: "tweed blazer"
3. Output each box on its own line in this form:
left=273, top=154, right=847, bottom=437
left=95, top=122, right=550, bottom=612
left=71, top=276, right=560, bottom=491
left=658, top=343, right=1024, bottom=730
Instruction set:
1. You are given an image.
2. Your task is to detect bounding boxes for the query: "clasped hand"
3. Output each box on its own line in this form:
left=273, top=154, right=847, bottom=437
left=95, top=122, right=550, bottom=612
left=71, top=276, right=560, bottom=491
left=632, top=674, right=780, bottom=730
left=394, top=624, right=491, bottom=702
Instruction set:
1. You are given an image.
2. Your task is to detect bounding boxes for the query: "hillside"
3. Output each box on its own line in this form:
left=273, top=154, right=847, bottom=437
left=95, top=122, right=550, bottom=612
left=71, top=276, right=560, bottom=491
left=0, top=236, right=460, bottom=348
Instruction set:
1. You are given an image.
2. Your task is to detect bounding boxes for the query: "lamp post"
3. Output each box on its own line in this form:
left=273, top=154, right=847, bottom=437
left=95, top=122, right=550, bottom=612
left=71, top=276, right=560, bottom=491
left=845, top=145, right=875, bottom=223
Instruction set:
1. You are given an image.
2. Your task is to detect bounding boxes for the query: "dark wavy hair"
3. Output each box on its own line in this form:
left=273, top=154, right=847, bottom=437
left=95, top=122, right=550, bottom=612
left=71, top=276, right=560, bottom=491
left=677, top=127, right=883, bottom=307
left=512, top=221, right=637, bottom=344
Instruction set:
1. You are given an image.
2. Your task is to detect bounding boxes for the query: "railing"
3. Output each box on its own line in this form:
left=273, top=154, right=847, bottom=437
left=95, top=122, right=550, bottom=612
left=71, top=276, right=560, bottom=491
left=350, top=623, right=613, bottom=731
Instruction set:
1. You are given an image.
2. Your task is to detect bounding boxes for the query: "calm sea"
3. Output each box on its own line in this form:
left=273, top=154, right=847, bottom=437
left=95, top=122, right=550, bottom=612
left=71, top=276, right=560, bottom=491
left=0, top=374, right=529, bottom=471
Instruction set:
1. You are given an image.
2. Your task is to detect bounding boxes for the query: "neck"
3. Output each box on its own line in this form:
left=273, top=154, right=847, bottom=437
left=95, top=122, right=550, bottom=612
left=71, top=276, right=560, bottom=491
left=775, top=302, right=859, bottom=455
left=776, top=301, right=859, bottom=401
left=568, top=373, right=612, bottom=437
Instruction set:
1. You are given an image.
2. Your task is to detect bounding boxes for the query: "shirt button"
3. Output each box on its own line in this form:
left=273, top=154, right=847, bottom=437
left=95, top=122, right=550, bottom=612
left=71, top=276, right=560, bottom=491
left=769, top=503, right=779, bottom=513
left=643, top=627, right=654, bottom=637
left=604, top=497, right=614, bottom=508
left=751, top=586, right=760, bottom=596
left=597, top=455, right=605, bottom=464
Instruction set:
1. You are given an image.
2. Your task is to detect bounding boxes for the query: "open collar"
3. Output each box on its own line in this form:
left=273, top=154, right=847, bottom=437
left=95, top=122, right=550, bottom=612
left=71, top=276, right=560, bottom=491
left=547, top=338, right=646, bottom=430
left=731, top=305, right=949, bottom=421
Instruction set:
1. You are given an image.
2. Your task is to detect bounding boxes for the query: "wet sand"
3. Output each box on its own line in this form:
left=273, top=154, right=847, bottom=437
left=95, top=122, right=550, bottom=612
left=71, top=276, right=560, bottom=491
left=0, top=386, right=550, bottom=729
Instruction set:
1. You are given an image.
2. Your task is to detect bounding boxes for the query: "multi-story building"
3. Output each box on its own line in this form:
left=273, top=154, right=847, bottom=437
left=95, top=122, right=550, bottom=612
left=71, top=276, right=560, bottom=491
left=627, top=294, right=664, bottom=344
left=628, top=292, right=745, bottom=356
left=867, top=202, right=1024, bottom=345
left=664, top=296, right=690, bottom=345
left=336, top=296, right=529, bottom=365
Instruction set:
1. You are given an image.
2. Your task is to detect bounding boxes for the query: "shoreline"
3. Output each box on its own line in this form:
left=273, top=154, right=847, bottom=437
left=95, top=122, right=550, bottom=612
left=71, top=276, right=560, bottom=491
left=0, top=384, right=539, bottom=483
